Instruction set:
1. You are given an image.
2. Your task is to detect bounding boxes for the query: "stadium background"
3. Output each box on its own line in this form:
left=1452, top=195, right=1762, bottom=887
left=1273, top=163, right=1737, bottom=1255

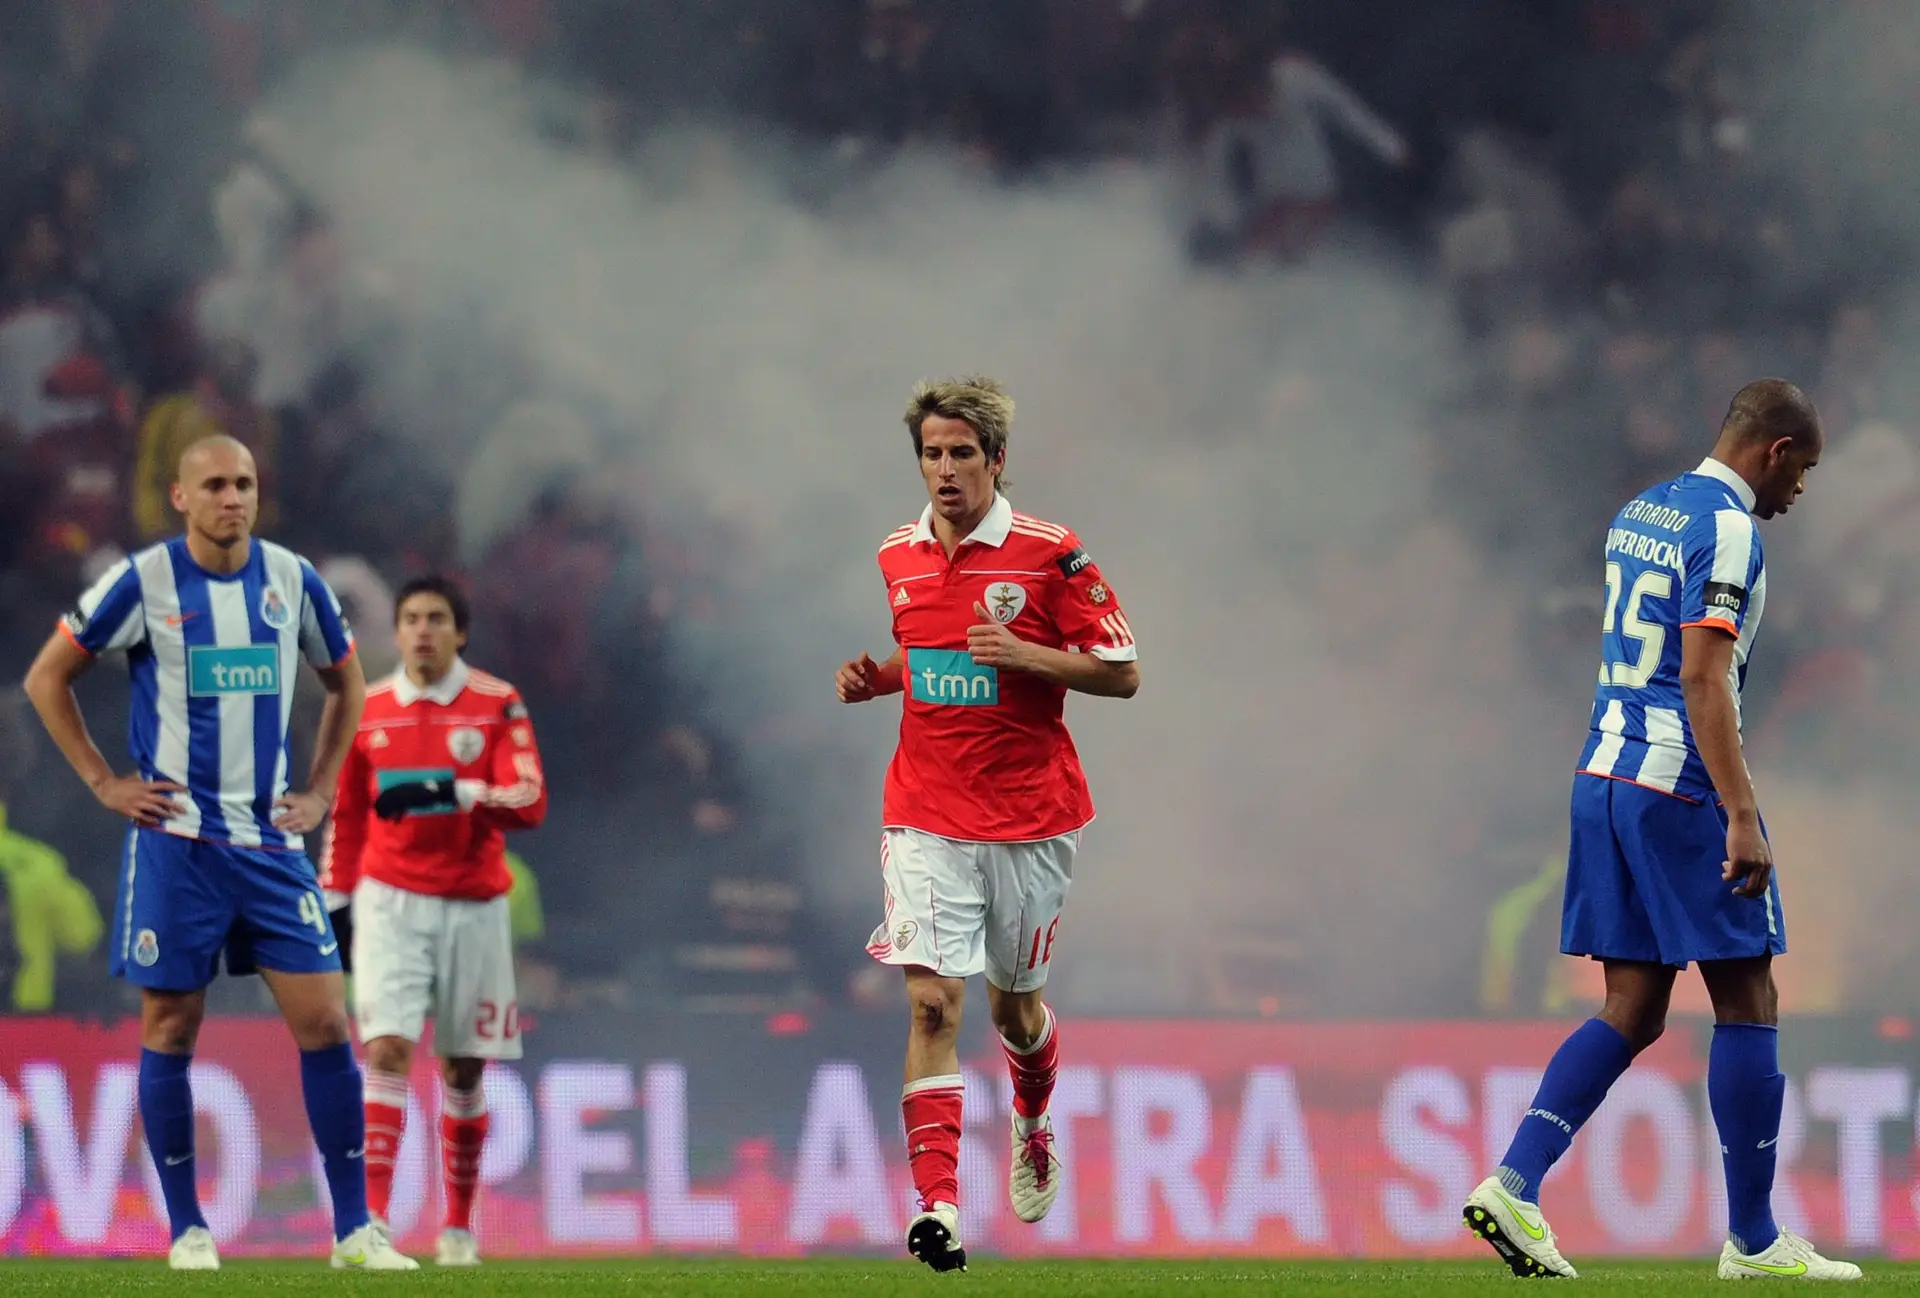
left=1, top=0, right=1919, bottom=1262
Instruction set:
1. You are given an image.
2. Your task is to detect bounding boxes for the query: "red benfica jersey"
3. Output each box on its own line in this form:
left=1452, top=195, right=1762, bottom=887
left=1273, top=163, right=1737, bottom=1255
left=320, top=659, right=547, bottom=901
left=878, top=494, right=1137, bottom=841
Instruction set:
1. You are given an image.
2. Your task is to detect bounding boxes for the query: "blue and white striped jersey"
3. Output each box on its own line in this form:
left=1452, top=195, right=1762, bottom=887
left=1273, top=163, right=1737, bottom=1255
left=60, top=537, right=356, bottom=851
left=1577, top=458, right=1765, bottom=801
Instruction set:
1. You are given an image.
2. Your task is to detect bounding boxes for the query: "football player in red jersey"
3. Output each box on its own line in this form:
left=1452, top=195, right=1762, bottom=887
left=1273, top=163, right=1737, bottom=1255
left=835, top=376, right=1139, bottom=1271
left=320, top=576, right=547, bottom=1266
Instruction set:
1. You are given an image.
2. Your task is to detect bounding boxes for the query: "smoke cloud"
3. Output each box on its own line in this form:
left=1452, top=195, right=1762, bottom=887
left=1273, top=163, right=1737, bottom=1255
left=230, top=44, right=1572, bottom=1013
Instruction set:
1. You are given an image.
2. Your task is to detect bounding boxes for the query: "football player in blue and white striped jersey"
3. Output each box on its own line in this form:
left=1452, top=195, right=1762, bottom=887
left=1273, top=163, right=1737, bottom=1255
left=1464, top=380, right=1861, bottom=1282
left=22, top=434, right=415, bottom=1272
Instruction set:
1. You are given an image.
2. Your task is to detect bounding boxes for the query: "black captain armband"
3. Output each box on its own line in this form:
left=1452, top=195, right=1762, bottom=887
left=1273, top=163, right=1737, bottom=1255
left=1701, top=581, right=1746, bottom=617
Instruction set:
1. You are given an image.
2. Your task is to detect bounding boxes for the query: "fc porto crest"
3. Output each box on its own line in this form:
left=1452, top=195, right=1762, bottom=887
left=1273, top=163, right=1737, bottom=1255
left=259, top=585, right=293, bottom=629
left=984, top=582, right=1027, bottom=624
left=447, top=726, right=486, bottom=765
left=133, top=928, right=159, bottom=967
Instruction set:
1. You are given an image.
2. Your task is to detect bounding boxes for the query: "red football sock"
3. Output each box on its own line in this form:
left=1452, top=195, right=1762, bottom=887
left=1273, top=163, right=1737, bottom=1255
left=362, top=1070, right=409, bottom=1223
left=1002, top=1004, right=1059, bottom=1120
left=902, top=1074, right=964, bottom=1212
left=440, top=1085, right=489, bottom=1232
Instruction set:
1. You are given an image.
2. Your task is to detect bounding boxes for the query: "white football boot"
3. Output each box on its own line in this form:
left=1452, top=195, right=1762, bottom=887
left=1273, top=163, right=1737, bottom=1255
left=331, top=1219, right=421, bottom=1270
left=906, top=1201, right=967, bottom=1272
left=1009, top=1113, right=1061, bottom=1224
left=1718, top=1232, right=1862, bottom=1281
left=437, top=1226, right=481, bottom=1266
left=168, top=1225, right=220, bottom=1271
left=1463, top=1175, right=1578, bottom=1278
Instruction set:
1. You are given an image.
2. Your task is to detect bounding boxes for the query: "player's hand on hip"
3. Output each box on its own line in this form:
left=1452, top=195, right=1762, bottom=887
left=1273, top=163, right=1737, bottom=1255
left=968, top=602, right=1029, bottom=669
left=1722, top=816, right=1773, bottom=899
left=271, top=790, right=329, bottom=834
left=94, top=774, right=185, bottom=827
left=836, top=653, right=881, bottom=703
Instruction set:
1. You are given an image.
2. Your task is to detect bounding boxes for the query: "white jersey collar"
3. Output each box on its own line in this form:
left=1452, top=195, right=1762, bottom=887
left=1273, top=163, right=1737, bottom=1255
left=393, top=656, right=469, bottom=707
left=1693, top=457, right=1757, bottom=513
left=911, top=492, right=1013, bottom=548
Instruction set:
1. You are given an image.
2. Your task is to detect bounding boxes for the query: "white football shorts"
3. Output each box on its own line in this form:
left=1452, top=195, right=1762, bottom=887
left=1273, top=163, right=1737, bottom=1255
left=866, top=826, right=1078, bottom=992
left=351, top=878, right=523, bottom=1059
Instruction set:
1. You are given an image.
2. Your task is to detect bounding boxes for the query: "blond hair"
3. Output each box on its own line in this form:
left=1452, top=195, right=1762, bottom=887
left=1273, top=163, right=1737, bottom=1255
left=904, top=375, right=1014, bottom=490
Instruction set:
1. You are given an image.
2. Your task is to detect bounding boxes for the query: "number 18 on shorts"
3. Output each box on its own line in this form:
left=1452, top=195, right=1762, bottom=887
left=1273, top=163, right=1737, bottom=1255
left=866, top=827, right=1076, bottom=992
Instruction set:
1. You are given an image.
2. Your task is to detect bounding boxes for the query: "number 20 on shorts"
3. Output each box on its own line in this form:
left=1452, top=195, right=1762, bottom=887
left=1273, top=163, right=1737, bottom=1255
left=475, top=999, right=520, bottom=1041
left=1026, top=918, right=1060, bottom=971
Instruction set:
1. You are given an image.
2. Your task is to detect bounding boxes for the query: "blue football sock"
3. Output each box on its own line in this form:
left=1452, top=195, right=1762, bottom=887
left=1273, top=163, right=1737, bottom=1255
left=1497, top=1017, right=1634, bottom=1202
left=139, top=1049, right=208, bottom=1241
left=1710, top=1023, right=1784, bottom=1255
left=300, top=1044, right=370, bottom=1241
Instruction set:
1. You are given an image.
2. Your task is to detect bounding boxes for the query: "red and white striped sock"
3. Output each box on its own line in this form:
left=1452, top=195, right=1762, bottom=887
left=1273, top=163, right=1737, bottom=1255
left=440, top=1084, right=489, bottom=1232
left=362, top=1070, right=409, bottom=1224
left=902, top=1074, right=964, bottom=1212
left=1002, top=1004, right=1059, bottom=1130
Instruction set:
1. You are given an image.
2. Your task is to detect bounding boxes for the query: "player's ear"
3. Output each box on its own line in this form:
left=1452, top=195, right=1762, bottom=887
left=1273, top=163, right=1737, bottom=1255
left=170, top=480, right=187, bottom=515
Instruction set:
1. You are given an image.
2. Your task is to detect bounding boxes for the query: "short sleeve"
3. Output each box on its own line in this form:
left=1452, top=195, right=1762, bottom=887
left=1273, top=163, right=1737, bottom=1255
left=60, top=558, right=146, bottom=656
left=1680, top=508, right=1761, bottom=637
left=297, top=559, right=356, bottom=668
left=1050, top=535, right=1137, bottom=662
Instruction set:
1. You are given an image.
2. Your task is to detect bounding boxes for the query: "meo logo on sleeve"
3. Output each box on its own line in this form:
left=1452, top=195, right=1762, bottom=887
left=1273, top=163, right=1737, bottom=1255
left=909, top=648, right=999, bottom=706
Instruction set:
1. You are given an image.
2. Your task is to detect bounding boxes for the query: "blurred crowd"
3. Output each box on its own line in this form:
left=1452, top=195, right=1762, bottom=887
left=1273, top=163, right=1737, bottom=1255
left=1, top=0, right=1916, bottom=1017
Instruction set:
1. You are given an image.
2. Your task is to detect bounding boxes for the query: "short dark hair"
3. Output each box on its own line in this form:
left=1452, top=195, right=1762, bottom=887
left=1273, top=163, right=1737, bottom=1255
left=394, top=574, right=470, bottom=633
left=1720, top=378, right=1821, bottom=450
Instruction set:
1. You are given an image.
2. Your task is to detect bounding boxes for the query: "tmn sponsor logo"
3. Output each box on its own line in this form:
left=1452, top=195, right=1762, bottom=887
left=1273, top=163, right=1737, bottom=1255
left=188, top=645, right=280, bottom=697
left=909, top=649, right=998, bottom=707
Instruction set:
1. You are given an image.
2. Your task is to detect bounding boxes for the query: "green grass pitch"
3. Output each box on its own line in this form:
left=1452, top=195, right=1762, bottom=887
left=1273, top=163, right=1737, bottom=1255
left=4, top=1259, right=1920, bottom=1295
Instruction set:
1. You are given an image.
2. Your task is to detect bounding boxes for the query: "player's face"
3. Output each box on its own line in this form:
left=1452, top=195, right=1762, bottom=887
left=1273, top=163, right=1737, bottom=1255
left=918, top=414, right=1003, bottom=527
left=396, top=593, right=466, bottom=680
left=171, top=443, right=258, bottom=548
left=1754, top=434, right=1821, bottom=519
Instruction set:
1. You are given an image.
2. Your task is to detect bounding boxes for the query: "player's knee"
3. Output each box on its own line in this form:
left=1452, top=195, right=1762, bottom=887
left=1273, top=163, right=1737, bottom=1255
left=988, top=997, right=1045, bottom=1048
left=141, top=993, right=205, bottom=1053
left=443, top=1058, right=486, bottom=1092
left=289, top=1005, right=353, bottom=1051
left=366, top=1036, right=413, bottom=1075
left=907, top=985, right=962, bottom=1038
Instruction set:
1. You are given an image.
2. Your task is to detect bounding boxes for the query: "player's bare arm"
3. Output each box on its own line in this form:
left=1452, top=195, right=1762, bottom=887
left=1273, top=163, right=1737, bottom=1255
left=836, top=648, right=905, bottom=703
left=967, top=602, right=1140, bottom=698
left=275, top=654, right=367, bottom=834
left=22, top=629, right=184, bottom=825
left=1679, top=624, right=1768, bottom=900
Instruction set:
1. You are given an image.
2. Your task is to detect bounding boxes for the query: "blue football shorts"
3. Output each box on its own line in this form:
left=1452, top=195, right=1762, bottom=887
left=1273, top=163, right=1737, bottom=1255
left=1561, top=774, right=1786, bottom=969
left=109, top=826, right=344, bottom=991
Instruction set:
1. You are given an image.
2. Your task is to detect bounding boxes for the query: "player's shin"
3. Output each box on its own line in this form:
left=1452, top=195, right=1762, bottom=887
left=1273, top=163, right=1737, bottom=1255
left=1709, top=1023, right=1784, bottom=1254
left=440, top=1083, right=489, bottom=1232
left=1496, top=1018, right=1633, bottom=1202
left=301, top=1044, right=372, bottom=1240
left=139, top=1049, right=209, bottom=1240
left=1001, top=1003, right=1059, bottom=1131
left=902, top=1074, right=964, bottom=1212
left=362, top=1069, right=409, bottom=1224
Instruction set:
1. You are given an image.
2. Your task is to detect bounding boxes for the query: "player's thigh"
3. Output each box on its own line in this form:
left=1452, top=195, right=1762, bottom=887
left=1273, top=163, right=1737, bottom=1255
left=1617, top=790, right=1784, bottom=964
left=1560, top=776, right=1663, bottom=965
left=225, top=844, right=344, bottom=977
left=982, top=831, right=1078, bottom=994
left=351, top=879, right=439, bottom=1045
left=433, top=895, right=523, bottom=1060
left=866, top=829, right=988, bottom=980
left=112, top=828, right=234, bottom=992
